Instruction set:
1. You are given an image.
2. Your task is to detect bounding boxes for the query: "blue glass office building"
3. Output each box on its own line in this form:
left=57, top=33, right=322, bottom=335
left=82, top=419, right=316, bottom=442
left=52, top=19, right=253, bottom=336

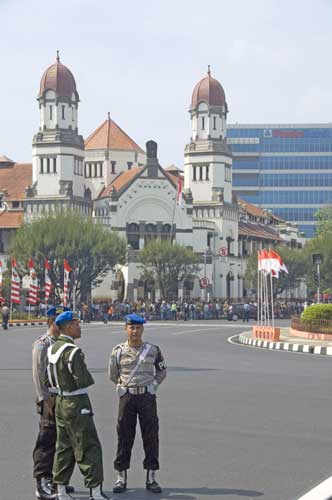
left=227, top=124, right=332, bottom=237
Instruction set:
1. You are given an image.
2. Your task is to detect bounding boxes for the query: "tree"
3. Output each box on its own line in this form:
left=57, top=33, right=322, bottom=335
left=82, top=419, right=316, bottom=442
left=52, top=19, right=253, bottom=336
left=10, top=213, right=126, bottom=302
left=315, top=206, right=332, bottom=236
left=139, top=240, right=200, bottom=300
left=306, top=233, right=332, bottom=296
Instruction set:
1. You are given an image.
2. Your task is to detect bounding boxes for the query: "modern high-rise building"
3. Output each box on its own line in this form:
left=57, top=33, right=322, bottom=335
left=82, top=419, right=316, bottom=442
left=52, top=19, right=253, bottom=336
left=228, top=124, right=332, bottom=237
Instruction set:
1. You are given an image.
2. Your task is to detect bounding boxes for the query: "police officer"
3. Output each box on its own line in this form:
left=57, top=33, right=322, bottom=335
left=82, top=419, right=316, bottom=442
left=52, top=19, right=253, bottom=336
left=32, top=306, right=74, bottom=500
left=109, top=313, right=167, bottom=494
left=47, top=310, right=109, bottom=500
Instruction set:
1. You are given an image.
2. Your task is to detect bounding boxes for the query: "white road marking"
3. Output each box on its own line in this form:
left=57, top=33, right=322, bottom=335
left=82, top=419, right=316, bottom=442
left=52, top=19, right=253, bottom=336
left=297, top=475, right=332, bottom=499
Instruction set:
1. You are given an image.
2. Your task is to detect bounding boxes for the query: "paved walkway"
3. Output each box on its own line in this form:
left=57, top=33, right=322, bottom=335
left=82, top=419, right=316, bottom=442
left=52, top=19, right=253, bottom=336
left=235, top=327, right=332, bottom=355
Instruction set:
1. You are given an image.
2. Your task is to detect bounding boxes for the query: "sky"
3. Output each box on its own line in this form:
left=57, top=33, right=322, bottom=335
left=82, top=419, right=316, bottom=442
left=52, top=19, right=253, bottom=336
left=2, top=0, right=332, bottom=167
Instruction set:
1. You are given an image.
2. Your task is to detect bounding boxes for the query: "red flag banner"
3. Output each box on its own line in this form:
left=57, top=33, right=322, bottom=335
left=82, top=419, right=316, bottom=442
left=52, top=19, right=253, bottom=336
left=11, top=259, right=20, bottom=304
left=63, top=259, right=72, bottom=306
left=28, top=258, right=39, bottom=305
left=176, top=176, right=183, bottom=207
left=44, top=259, right=52, bottom=304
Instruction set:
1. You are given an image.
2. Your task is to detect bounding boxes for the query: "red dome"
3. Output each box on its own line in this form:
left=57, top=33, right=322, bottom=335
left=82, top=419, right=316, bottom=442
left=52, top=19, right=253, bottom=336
left=39, top=53, right=77, bottom=99
left=191, top=68, right=226, bottom=108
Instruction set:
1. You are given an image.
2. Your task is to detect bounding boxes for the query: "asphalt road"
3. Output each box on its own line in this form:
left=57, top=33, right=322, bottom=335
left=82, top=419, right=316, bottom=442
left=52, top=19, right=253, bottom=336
left=0, top=319, right=332, bottom=500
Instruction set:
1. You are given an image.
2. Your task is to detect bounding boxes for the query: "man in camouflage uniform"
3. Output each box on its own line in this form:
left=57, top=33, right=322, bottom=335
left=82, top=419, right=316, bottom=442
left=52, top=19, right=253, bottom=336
left=109, top=313, right=167, bottom=494
left=47, top=310, right=108, bottom=500
left=32, top=306, right=74, bottom=500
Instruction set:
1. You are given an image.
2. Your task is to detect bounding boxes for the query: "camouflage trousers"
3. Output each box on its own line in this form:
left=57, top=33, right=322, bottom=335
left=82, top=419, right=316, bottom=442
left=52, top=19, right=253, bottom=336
left=53, top=394, right=103, bottom=488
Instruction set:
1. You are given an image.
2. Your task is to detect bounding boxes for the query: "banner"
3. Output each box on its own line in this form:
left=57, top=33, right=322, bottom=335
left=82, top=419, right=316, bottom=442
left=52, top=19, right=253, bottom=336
left=11, top=259, right=20, bottom=304
left=28, top=259, right=38, bottom=305
left=44, top=259, right=52, bottom=303
left=63, top=259, right=72, bottom=306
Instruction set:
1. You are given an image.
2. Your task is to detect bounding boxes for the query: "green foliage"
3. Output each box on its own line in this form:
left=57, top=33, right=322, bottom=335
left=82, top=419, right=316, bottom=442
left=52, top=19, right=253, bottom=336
left=139, top=240, right=200, bottom=299
left=10, top=213, right=126, bottom=302
left=315, top=206, right=332, bottom=236
left=301, top=304, right=332, bottom=321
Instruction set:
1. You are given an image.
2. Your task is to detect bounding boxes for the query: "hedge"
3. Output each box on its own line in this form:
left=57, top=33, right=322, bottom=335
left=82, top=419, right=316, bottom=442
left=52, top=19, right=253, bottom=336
left=301, top=304, right=332, bottom=321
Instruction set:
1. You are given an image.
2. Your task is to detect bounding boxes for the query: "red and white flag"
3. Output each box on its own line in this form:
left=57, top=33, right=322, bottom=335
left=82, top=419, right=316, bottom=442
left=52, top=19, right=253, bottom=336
left=11, top=259, right=21, bottom=304
left=63, top=259, right=72, bottom=306
left=258, top=249, right=271, bottom=274
left=176, top=176, right=183, bottom=207
left=269, top=249, right=288, bottom=275
left=28, top=258, right=39, bottom=305
left=44, top=259, right=52, bottom=303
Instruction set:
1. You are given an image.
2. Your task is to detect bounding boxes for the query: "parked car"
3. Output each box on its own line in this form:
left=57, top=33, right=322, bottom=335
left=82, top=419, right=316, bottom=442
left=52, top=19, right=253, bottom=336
left=227, top=303, right=257, bottom=321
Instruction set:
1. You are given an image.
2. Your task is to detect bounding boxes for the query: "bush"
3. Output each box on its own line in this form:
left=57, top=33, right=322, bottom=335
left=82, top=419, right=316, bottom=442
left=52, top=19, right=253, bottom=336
left=301, top=304, right=332, bottom=321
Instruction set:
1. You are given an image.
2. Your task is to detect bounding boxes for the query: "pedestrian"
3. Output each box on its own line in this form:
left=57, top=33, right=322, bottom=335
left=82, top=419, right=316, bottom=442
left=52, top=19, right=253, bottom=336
left=47, top=310, right=109, bottom=500
left=109, top=313, right=167, bottom=494
left=243, top=301, right=250, bottom=322
left=1, top=302, right=10, bottom=329
left=32, top=306, right=74, bottom=500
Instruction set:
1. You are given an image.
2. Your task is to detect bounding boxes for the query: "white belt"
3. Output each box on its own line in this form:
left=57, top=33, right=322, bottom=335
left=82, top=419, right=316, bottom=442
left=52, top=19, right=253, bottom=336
left=61, top=388, right=88, bottom=397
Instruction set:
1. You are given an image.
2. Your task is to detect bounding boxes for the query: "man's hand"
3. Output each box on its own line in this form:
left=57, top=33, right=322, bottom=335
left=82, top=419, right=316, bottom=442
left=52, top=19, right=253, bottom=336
left=44, top=398, right=55, bottom=417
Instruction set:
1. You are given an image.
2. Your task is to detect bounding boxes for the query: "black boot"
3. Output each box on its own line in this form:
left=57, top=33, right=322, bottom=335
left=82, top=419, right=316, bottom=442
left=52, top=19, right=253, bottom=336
left=113, top=470, right=127, bottom=493
left=35, top=478, right=57, bottom=500
left=146, top=470, right=162, bottom=493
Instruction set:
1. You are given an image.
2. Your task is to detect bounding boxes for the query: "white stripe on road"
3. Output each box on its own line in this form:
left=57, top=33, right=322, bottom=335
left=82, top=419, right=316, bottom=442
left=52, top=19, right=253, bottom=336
left=297, top=475, right=332, bottom=499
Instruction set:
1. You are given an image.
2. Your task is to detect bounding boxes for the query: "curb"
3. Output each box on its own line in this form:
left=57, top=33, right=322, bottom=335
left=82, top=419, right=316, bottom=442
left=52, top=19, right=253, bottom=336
left=238, top=333, right=332, bottom=356
left=8, top=321, right=48, bottom=327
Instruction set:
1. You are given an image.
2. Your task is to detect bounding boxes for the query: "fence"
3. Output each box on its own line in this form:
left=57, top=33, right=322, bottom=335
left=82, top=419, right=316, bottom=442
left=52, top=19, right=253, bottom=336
left=291, top=316, right=332, bottom=335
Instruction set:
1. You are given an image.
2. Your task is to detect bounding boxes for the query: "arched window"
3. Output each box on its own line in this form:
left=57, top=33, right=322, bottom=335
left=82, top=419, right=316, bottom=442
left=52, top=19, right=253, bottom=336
left=127, top=223, right=139, bottom=250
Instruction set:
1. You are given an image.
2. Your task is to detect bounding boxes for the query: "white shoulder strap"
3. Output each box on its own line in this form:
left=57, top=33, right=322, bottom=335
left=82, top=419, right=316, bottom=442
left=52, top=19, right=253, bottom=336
left=67, top=347, right=80, bottom=374
left=47, top=343, right=76, bottom=364
left=125, top=343, right=152, bottom=386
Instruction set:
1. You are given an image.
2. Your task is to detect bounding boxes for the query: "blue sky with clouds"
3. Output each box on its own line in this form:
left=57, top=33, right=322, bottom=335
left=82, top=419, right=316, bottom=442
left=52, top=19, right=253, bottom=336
left=2, top=0, right=332, bottom=167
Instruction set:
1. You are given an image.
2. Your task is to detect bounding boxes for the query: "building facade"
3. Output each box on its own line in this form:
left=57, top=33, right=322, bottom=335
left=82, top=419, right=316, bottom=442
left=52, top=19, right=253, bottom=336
left=228, top=124, right=332, bottom=238
left=0, top=56, right=306, bottom=302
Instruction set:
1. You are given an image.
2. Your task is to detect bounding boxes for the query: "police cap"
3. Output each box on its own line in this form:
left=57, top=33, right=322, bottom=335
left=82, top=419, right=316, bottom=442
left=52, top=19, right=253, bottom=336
left=125, top=313, right=146, bottom=325
left=47, top=305, right=70, bottom=318
left=55, top=310, right=79, bottom=326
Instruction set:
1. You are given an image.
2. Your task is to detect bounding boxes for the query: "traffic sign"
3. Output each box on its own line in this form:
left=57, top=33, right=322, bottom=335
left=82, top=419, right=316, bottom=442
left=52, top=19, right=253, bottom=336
left=219, top=247, right=228, bottom=257
left=199, top=277, right=209, bottom=288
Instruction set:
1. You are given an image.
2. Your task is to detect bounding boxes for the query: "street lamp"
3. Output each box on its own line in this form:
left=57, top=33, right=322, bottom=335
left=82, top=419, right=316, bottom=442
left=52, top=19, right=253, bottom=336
left=312, top=254, right=322, bottom=303
left=204, top=247, right=212, bottom=301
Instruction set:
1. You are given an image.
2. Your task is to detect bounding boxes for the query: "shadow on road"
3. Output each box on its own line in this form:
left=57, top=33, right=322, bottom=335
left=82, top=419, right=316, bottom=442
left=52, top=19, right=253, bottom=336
left=74, top=487, right=264, bottom=499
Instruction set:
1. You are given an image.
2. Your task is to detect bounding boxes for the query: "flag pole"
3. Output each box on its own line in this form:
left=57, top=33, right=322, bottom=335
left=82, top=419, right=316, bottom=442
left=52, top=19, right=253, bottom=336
left=257, top=267, right=260, bottom=326
left=270, top=273, right=275, bottom=329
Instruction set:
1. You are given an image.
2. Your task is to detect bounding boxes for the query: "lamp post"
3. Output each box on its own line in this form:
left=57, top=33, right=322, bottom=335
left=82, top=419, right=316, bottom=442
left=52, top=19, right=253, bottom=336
left=312, top=254, right=322, bottom=303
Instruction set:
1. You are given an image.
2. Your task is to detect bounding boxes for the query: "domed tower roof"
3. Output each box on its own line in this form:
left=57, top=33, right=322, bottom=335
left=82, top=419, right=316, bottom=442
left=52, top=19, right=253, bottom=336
left=191, top=66, right=227, bottom=110
left=38, top=51, right=78, bottom=99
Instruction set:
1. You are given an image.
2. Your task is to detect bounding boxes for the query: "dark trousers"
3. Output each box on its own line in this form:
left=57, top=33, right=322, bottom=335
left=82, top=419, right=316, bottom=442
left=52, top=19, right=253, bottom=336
left=114, top=393, right=159, bottom=471
left=33, top=402, right=57, bottom=479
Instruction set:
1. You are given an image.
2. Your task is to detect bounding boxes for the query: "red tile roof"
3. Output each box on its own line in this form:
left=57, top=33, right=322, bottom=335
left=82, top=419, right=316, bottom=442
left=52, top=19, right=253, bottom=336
left=0, top=155, right=14, bottom=164
left=99, top=167, right=142, bottom=198
left=0, top=163, right=32, bottom=200
left=239, top=221, right=283, bottom=241
left=0, top=211, right=24, bottom=229
left=85, top=116, right=145, bottom=153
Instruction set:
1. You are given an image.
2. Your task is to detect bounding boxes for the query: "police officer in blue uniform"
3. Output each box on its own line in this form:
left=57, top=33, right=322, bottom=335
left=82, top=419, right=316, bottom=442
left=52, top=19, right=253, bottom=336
left=109, top=313, right=167, bottom=494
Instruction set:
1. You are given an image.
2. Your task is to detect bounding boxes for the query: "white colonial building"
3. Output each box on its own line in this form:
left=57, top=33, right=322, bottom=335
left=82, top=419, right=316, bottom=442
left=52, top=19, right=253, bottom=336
left=0, top=55, right=304, bottom=302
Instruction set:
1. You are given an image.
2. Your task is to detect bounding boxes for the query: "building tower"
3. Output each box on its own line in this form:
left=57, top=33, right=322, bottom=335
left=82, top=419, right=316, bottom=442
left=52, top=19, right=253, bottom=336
left=184, top=67, right=232, bottom=203
left=26, top=53, right=91, bottom=218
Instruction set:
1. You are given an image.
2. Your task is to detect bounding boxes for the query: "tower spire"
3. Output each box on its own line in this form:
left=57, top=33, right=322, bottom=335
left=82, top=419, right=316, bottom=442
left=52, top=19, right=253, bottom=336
left=207, top=65, right=211, bottom=76
left=56, top=50, right=60, bottom=63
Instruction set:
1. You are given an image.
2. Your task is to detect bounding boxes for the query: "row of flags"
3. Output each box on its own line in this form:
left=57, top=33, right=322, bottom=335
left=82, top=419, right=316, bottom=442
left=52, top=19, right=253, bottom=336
left=258, top=249, right=288, bottom=278
left=0, top=258, right=73, bottom=306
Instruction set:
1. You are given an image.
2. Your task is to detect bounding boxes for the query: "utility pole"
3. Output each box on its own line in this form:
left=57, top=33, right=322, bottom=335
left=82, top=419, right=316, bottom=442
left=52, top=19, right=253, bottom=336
left=312, top=254, right=322, bottom=303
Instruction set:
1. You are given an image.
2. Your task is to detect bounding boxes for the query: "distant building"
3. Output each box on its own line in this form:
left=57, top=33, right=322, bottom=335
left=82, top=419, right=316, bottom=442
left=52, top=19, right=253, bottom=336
left=228, top=124, right=332, bottom=238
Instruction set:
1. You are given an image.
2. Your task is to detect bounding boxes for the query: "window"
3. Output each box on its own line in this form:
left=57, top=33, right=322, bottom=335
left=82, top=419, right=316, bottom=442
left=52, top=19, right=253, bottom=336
left=193, top=166, right=197, bottom=181
left=40, top=158, right=44, bottom=173
left=62, top=105, right=65, bottom=120
left=206, top=165, right=210, bottom=181
left=111, top=161, right=116, bottom=174
left=49, top=106, right=53, bottom=120
left=46, top=158, right=50, bottom=173
left=12, top=201, right=19, bottom=209
left=202, top=117, right=205, bottom=130
left=53, top=158, right=57, bottom=173
left=213, top=117, right=217, bottom=130
left=94, top=164, right=98, bottom=178
left=99, top=163, right=103, bottom=177
left=199, top=166, right=203, bottom=181
left=127, top=162, right=133, bottom=170
left=127, top=223, right=139, bottom=250
left=225, top=165, right=231, bottom=182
